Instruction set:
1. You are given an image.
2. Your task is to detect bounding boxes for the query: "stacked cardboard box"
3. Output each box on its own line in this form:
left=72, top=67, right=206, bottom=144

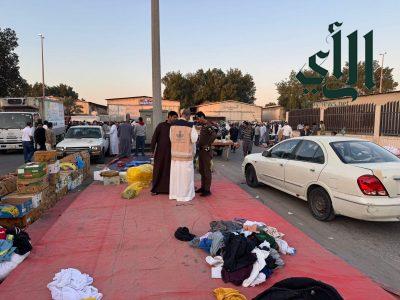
left=0, top=174, right=17, bottom=198
left=17, top=163, right=49, bottom=194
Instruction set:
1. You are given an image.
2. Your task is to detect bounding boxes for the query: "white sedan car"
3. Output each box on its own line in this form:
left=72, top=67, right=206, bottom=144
left=242, top=136, right=400, bottom=222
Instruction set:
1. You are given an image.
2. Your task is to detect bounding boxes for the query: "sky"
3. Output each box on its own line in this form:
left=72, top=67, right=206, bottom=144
left=1, top=0, right=400, bottom=106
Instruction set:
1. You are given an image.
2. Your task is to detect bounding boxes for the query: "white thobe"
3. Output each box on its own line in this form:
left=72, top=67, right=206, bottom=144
left=169, top=126, right=199, bottom=202
left=109, top=124, right=119, bottom=155
left=259, top=126, right=266, bottom=143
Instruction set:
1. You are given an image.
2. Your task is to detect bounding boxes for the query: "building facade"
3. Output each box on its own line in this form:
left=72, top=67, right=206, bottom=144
left=75, top=99, right=107, bottom=115
left=195, top=100, right=262, bottom=123
left=106, top=96, right=180, bottom=119
left=262, top=105, right=286, bottom=122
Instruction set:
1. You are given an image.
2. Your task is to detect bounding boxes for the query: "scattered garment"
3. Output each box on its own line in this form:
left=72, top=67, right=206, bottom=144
left=189, top=237, right=200, bottom=248
left=209, top=231, right=224, bottom=256
left=206, top=256, right=224, bottom=279
left=0, top=240, right=16, bottom=262
left=174, top=227, right=196, bottom=242
left=199, top=238, right=213, bottom=253
left=221, top=264, right=253, bottom=286
left=0, top=252, right=30, bottom=281
left=269, top=248, right=284, bottom=267
left=223, top=233, right=257, bottom=272
left=242, top=248, right=269, bottom=287
left=47, top=268, right=103, bottom=300
left=213, top=287, right=247, bottom=300
left=252, top=277, right=343, bottom=300
left=210, top=220, right=243, bottom=233
left=264, top=226, right=284, bottom=239
left=12, top=231, right=32, bottom=255
left=255, top=231, right=277, bottom=250
left=275, top=238, right=296, bottom=255
left=249, top=272, right=266, bottom=287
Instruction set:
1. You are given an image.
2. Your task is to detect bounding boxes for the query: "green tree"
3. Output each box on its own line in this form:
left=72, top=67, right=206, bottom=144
left=0, top=28, right=29, bottom=97
left=63, top=97, right=83, bottom=115
left=162, top=68, right=256, bottom=108
left=277, top=61, right=399, bottom=110
left=162, top=71, right=194, bottom=108
left=264, top=102, right=277, bottom=107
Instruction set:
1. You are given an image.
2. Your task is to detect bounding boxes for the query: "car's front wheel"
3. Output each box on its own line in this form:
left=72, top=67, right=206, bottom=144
left=245, top=164, right=259, bottom=187
left=308, top=187, right=335, bottom=221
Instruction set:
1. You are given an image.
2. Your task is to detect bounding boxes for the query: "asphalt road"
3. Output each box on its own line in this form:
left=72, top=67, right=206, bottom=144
left=212, top=145, right=400, bottom=295
left=2, top=147, right=400, bottom=294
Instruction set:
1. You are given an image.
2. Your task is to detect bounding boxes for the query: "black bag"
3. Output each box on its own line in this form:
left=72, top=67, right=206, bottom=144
left=253, top=277, right=343, bottom=300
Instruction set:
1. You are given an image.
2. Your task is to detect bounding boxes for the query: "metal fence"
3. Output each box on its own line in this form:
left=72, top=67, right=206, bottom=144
left=324, top=104, right=375, bottom=135
left=380, top=101, right=400, bottom=136
left=287, top=108, right=320, bottom=128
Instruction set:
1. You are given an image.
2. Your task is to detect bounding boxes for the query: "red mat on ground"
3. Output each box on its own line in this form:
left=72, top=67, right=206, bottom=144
left=0, top=180, right=394, bottom=300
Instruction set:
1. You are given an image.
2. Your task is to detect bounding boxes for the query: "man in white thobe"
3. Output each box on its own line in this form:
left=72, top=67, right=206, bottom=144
left=169, top=109, right=198, bottom=202
left=259, top=123, right=267, bottom=144
left=109, top=122, right=119, bottom=156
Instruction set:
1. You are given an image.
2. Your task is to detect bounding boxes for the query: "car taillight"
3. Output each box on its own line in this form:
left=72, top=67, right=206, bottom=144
left=357, top=175, right=388, bottom=196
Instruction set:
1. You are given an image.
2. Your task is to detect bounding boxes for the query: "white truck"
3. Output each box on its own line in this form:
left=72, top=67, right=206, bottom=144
left=0, top=97, right=65, bottom=151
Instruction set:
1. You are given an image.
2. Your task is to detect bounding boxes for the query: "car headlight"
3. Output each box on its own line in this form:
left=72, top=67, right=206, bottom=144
left=90, top=146, right=101, bottom=151
left=56, top=147, right=65, bottom=152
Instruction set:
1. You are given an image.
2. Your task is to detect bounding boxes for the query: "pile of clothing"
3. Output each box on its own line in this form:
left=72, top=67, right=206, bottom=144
left=47, top=268, right=103, bottom=300
left=175, top=218, right=295, bottom=288
left=0, top=226, right=32, bottom=281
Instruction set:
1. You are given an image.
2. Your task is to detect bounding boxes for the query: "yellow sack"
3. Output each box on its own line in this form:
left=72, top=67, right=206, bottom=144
left=121, top=182, right=145, bottom=199
left=126, top=164, right=153, bottom=186
left=60, top=162, right=77, bottom=171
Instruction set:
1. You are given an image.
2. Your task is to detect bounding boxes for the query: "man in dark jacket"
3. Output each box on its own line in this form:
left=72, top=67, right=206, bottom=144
left=229, top=123, right=239, bottom=153
left=34, top=123, right=46, bottom=150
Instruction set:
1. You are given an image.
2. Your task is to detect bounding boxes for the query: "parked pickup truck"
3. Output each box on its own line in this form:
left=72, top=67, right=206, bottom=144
left=56, top=125, right=109, bottom=162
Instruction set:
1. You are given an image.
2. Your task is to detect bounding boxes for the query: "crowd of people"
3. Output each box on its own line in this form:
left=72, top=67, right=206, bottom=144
left=22, top=120, right=56, bottom=163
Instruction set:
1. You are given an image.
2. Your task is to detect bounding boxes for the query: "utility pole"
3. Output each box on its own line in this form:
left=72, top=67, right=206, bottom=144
left=38, top=34, right=45, bottom=116
left=379, top=52, right=387, bottom=93
left=151, top=0, right=162, bottom=131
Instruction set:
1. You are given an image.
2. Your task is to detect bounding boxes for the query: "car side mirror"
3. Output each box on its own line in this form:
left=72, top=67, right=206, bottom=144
left=262, top=150, right=271, bottom=157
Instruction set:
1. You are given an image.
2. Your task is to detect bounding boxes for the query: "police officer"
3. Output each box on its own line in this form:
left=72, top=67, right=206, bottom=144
left=195, top=111, right=217, bottom=197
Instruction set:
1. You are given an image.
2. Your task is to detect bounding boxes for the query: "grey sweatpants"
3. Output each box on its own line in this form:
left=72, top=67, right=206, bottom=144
left=242, top=140, right=253, bottom=157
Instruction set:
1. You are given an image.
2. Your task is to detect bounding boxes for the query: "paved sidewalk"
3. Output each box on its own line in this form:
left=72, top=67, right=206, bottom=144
left=0, top=180, right=394, bottom=299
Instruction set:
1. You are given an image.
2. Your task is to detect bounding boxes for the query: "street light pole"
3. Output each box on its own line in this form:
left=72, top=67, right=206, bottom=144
left=151, top=0, right=162, bottom=131
left=379, top=52, right=387, bottom=93
left=38, top=34, right=45, bottom=115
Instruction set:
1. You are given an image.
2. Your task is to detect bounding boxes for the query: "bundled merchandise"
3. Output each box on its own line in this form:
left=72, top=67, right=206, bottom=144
left=0, top=226, right=32, bottom=281
left=0, top=175, right=17, bottom=198
left=100, top=170, right=120, bottom=186
left=126, top=164, right=153, bottom=186
left=176, top=218, right=296, bottom=289
left=47, top=268, right=103, bottom=300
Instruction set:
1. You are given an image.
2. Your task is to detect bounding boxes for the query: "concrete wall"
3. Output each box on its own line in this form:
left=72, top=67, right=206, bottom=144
left=197, top=100, right=262, bottom=122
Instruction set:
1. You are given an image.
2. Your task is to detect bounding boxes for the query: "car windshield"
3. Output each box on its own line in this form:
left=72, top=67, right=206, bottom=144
left=65, top=127, right=101, bottom=139
left=330, top=141, right=400, bottom=164
left=0, top=113, right=33, bottom=129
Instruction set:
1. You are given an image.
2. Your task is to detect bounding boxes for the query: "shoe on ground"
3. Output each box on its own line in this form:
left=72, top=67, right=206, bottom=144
left=195, top=188, right=204, bottom=193
left=200, top=191, right=211, bottom=197
left=151, top=192, right=159, bottom=196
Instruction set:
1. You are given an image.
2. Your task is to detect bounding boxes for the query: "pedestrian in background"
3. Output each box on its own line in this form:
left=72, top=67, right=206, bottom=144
left=150, top=111, right=178, bottom=195
left=242, top=121, right=254, bottom=157
left=45, top=122, right=56, bottom=150
left=254, top=124, right=260, bottom=146
left=229, top=123, right=239, bottom=153
left=34, top=122, right=46, bottom=150
left=282, top=122, right=293, bottom=140
left=109, top=122, right=119, bottom=156
left=319, top=120, right=326, bottom=135
left=118, top=120, right=134, bottom=157
left=195, top=111, right=217, bottom=197
left=134, top=117, right=146, bottom=156
left=22, top=122, right=34, bottom=163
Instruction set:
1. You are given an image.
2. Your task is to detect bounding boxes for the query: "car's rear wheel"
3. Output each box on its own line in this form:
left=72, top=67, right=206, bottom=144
left=308, top=187, right=335, bottom=221
left=245, top=164, right=259, bottom=187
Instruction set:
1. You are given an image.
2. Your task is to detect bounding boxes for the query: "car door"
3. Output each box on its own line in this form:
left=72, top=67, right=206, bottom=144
left=258, top=139, right=301, bottom=189
left=284, top=140, right=327, bottom=197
